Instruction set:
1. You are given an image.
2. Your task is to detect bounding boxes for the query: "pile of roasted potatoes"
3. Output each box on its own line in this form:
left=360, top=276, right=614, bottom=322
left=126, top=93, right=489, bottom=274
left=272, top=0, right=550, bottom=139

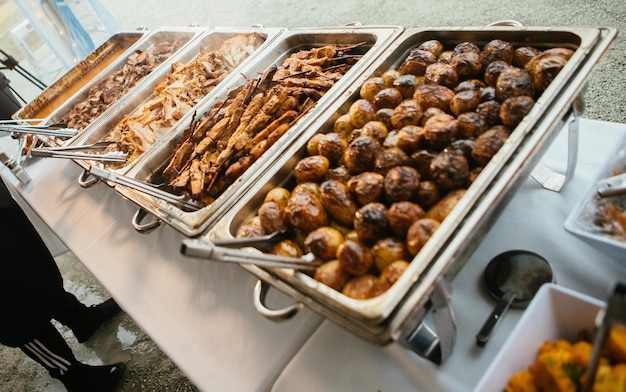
left=237, top=37, right=573, bottom=299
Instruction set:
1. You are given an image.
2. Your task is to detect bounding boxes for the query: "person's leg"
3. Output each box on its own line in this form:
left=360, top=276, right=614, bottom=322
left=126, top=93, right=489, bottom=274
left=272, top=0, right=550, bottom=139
left=53, top=291, right=123, bottom=343
left=19, top=322, right=125, bottom=392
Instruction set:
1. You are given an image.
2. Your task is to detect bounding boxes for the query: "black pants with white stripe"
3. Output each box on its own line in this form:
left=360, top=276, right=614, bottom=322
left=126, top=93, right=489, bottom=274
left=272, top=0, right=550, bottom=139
left=0, top=179, right=88, bottom=376
left=20, top=322, right=77, bottom=378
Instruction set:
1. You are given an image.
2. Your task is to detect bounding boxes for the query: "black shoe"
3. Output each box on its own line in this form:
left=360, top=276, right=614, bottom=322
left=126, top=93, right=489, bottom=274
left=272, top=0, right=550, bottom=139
left=72, top=299, right=123, bottom=343
left=58, top=362, right=126, bottom=392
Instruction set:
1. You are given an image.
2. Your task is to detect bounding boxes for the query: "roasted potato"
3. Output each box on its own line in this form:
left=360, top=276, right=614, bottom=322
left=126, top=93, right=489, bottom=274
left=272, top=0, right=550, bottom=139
left=349, top=98, right=377, bottom=128
left=342, top=274, right=378, bottom=299
left=482, top=39, right=514, bottom=66
left=347, top=172, right=385, bottom=205
left=273, top=239, right=303, bottom=258
left=344, top=135, right=381, bottom=174
left=495, top=67, right=535, bottom=101
left=372, top=237, right=410, bottom=272
left=390, top=100, right=422, bottom=129
left=319, top=180, right=358, bottom=227
left=236, top=216, right=265, bottom=238
left=393, top=74, right=420, bottom=99
left=337, top=239, right=374, bottom=276
left=258, top=201, right=288, bottom=234
left=424, top=62, right=458, bottom=89
left=374, top=87, right=403, bottom=109
left=314, top=259, right=349, bottom=291
left=472, top=125, right=510, bottom=166
left=396, top=125, right=425, bottom=153
left=384, top=165, right=421, bottom=202
left=359, top=76, right=386, bottom=101
left=430, top=150, right=469, bottom=191
left=374, top=147, right=411, bottom=175
left=406, top=218, right=440, bottom=256
left=413, top=84, right=455, bottom=113
left=318, top=132, right=347, bottom=164
left=500, top=95, right=535, bottom=128
left=304, top=226, right=345, bottom=260
left=354, top=202, right=390, bottom=243
left=285, top=190, right=328, bottom=233
left=294, top=155, right=330, bottom=183
left=426, top=189, right=466, bottom=222
left=399, top=48, right=438, bottom=76
left=450, top=89, right=482, bottom=116
left=361, top=120, right=389, bottom=143
left=264, top=187, right=291, bottom=207
left=374, top=260, right=410, bottom=295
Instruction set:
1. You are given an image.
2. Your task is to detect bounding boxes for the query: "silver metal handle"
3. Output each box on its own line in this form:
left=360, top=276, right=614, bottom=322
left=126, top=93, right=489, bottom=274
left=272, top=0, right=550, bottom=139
left=78, top=169, right=100, bottom=188
left=30, top=148, right=128, bottom=162
left=487, top=20, right=524, bottom=27
left=253, top=280, right=302, bottom=321
left=181, top=238, right=321, bottom=271
left=400, top=278, right=456, bottom=364
left=530, top=96, right=583, bottom=192
left=0, top=152, right=31, bottom=185
left=0, top=124, right=79, bottom=138
left=131, top=208, right=162, bottom=234
left=89, top=166, right=203, bottom=211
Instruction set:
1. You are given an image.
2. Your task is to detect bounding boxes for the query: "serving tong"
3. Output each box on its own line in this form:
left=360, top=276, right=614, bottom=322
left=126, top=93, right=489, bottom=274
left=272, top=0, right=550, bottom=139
left=0, top=121, right=79, bottom=139
left=582, top=282, right=626, bottom=392
left=88, top=166, right=204, bottom=211
left=30, top=142, right=129, bottom=163
left=181, top=234, right=322, bottom=271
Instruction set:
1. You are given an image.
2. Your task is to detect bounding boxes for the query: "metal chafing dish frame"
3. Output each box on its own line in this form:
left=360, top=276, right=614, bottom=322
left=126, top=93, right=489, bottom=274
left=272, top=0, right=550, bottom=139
left=183, top=25, right=617, bottom=363
left=14, top=30, right=149, bottom=123
left=114, top=25, right=405, bottom=237
left=66, top=26, right=285, bottom=185
left=42, top=27, right=207, bottom=129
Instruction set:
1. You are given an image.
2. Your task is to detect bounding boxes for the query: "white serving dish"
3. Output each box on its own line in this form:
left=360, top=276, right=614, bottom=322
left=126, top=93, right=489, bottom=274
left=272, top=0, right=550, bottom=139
left=474, top=283, right=604, bottom=392
left=564, top=132, right=626, bottom=266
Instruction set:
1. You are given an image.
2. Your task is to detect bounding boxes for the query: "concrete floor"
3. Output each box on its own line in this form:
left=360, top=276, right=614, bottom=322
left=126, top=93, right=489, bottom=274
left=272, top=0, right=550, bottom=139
left=1, top=1, right=625, bottom=391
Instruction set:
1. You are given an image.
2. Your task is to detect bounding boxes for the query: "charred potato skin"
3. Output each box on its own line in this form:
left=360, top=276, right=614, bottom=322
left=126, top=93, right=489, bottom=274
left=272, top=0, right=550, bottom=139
left=314, top=259, right=349, bottom=291
left=319, top=180, right=358, bottom=228
left=354, top=202, right=391, bottom=244
left=337, top=239, right=374, bottom=276
left=305, top=226, right=345, bottom=261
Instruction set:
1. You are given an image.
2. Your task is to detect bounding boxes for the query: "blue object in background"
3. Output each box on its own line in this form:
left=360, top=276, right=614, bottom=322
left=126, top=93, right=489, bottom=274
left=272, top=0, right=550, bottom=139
left=54, top=0, right=95, bottom=59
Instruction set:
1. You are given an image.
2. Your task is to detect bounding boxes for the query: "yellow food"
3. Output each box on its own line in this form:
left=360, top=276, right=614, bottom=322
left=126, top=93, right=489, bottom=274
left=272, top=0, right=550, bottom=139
left=506, top=326, right=626, bottom=392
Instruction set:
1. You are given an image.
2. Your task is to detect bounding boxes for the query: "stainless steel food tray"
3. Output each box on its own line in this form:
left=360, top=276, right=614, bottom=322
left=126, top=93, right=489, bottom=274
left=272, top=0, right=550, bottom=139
left=68, top=26, right=284, bottom=178
left=43, top=27, right=206, bottom=132
left=190, top=25, right=617, bottom=362
left=14, top=31, right=148, bottom=122
left=116, top=25, right=404, bottom=237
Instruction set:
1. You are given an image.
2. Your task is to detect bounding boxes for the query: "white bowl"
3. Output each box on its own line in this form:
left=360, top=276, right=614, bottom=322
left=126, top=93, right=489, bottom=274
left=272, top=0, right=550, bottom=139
left=564, top=132, right=626, bottom=266
left=474, top=283, right=604, bottom=392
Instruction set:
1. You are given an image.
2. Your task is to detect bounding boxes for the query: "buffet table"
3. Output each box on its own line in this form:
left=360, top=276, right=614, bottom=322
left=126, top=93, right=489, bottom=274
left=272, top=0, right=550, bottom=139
left=2, top=117, right=626, bottom=391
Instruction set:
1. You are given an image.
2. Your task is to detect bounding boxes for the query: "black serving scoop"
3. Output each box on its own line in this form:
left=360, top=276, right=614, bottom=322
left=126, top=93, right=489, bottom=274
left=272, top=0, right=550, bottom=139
left=476, top=250, right=554, bottom=347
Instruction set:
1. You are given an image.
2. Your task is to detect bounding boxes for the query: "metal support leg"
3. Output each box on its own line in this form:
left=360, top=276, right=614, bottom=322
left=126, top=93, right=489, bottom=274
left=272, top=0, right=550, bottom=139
left=530, top=96, right=584, bottom=192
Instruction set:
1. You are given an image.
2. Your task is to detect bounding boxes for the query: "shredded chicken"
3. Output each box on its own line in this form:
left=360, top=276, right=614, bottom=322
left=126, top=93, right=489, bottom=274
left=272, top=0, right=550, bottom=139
left=104, top=33, right=266, bottom=166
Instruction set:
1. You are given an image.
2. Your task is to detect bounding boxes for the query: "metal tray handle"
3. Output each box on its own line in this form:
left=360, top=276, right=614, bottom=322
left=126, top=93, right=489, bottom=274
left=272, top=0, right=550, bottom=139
left=132, top=208, right=162, bottom=234
left=530, top=95, right=584, bottom=192
left=253, top=280, right=303, bottom=321
left=398, top=278, right=456, bottom=365
left=78, top=169, right=100, bottom=188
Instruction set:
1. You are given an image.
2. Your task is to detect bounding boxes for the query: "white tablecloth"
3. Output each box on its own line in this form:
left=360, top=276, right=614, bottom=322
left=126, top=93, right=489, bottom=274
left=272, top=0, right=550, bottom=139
left=1, top=148, right=324, bottom=392
left=2, top=118, right=626, bottom=391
